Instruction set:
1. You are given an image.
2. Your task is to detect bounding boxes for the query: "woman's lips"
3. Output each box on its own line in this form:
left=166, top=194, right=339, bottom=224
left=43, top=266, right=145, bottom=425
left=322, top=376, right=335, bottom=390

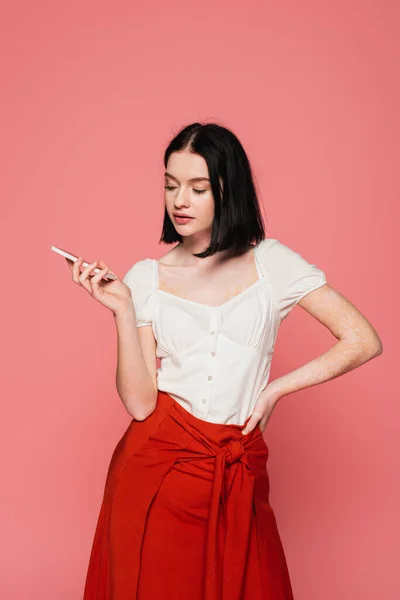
left=174, top=215, right=194, bottom=224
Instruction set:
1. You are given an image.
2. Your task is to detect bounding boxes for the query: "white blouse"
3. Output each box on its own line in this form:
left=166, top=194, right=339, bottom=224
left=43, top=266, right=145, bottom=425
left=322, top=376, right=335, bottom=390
left=122, top=238, right=327, bottom=425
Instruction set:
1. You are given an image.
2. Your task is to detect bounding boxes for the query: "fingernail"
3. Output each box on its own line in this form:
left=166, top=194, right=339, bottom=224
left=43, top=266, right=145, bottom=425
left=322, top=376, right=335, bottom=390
left=242, top=429, right=247, bottom=435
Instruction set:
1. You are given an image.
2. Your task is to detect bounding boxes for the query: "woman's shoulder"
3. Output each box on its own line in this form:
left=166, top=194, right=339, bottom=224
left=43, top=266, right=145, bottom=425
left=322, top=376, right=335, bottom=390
left=122, top=258, right=156, bottom=290
left=256, top=236, right=317, bottom=265
left=255, top=237, right=285, bottom=261
left=256, top=237, right=294, bottom=250
left=122, top=259, right=156, bottom=325
left=255, top=236, right=326, bottom=289
left=256, top=236, right=326, bottom=319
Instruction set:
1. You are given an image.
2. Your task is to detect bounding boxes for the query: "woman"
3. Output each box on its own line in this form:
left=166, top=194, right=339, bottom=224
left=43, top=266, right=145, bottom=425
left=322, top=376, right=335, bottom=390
left=70, top=122, right=383, bottom=599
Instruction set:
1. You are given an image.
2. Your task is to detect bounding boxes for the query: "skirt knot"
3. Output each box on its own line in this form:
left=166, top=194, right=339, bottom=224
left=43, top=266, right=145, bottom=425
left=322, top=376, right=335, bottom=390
left=224, top=439, right=245, bottom=464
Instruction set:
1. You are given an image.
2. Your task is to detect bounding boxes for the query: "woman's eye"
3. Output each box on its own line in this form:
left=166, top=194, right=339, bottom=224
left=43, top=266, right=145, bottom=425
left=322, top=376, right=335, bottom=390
left=164, top=185, right=206, bottom=195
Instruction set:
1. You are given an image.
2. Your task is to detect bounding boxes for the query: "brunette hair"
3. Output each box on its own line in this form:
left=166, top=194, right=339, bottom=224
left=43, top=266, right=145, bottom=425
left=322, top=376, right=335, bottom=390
left=159, top=122, right=266, bottom=258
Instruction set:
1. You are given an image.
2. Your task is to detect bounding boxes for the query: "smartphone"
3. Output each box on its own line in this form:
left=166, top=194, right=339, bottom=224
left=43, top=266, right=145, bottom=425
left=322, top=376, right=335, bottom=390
left=50, top=245, right=118, bottom=280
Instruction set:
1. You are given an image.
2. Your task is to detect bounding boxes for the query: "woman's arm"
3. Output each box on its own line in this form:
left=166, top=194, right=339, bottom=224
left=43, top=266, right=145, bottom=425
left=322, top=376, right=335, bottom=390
left=272, top=283, right=383, bottom=398
left=114, top=306, right=158, bottom=420
left=64, top=255, right=157, bottom=420
left=243, top=283, right=383, bottom=435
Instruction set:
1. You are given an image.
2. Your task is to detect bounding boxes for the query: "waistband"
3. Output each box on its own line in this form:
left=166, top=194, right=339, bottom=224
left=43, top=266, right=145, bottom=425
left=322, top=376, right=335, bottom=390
left=156, top=389, right=264, bottom=447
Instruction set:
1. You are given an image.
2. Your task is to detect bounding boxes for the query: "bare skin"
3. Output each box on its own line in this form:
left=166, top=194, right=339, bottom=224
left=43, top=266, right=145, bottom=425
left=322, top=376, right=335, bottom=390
left=156, top=242, right=260, bottom=307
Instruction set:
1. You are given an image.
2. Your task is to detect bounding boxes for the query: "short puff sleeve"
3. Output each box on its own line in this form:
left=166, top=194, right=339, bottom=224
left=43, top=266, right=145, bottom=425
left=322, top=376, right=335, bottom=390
left=258, top=238, right=327, bottom=321
left=122, top=259, right=155, bottom=327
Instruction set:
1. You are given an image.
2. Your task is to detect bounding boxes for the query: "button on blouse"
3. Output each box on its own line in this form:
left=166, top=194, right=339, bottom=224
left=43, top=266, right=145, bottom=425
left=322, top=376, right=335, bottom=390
left=122, top=238, right=327, bottom=425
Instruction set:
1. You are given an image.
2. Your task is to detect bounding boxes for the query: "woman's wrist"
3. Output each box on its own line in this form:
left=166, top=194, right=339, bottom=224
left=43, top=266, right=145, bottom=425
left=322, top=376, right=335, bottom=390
left=113, top=303, right=136, bottom=323
left=263, top=378, right=287, bottom=405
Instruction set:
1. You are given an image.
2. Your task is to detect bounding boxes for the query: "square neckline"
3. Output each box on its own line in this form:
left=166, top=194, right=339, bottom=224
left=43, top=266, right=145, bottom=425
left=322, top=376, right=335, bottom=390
left=153, top=243, right=265, bottom=310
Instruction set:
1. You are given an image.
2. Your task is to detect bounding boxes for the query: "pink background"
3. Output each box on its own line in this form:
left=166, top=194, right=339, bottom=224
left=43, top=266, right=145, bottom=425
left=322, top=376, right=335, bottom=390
left=1, top=1, right=398, bottom=599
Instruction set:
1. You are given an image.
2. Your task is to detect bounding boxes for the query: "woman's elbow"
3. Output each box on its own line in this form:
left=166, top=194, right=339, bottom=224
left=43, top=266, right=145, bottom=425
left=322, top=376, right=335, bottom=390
left=362, top=335, right=383, bottom=359
left=131, top=408, right=155, bottom=421
left=372, top=340, right=383, bottom=357
left=127, top=393, right=157, bottom=421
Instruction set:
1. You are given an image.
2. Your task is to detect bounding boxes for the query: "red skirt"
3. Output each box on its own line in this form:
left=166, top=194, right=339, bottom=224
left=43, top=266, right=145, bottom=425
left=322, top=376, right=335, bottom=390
left=83, top=390, right=294, bottom=600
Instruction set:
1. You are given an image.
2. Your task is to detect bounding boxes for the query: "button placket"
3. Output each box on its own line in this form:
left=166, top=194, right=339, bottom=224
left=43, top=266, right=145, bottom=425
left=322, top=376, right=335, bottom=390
left=207, top=314, right=218, bottom=385
left=202, top=312, right=219, bottom=415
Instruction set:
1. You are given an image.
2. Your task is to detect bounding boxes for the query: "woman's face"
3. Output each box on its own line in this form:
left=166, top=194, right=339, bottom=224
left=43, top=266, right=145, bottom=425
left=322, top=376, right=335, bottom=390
left=164, top=151, right=219, bottom=238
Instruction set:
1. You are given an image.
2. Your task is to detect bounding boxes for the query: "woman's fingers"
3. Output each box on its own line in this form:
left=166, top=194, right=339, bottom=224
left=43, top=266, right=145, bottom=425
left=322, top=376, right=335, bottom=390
left=76, top=259, right=99, bottom=293
left=71, top=257, right=83, bottom=283
left=242, top=409, right=262, bottom=435
left=70, top=256, right=114, bottom=298
left=90, top=266, right=110, bottom=296
left=97, top=259, right=116, bottom=277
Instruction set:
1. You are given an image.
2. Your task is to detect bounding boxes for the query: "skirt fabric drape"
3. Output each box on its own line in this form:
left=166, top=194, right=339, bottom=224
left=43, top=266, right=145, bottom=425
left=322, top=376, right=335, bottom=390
left=83, top=390, right=294, bottom=600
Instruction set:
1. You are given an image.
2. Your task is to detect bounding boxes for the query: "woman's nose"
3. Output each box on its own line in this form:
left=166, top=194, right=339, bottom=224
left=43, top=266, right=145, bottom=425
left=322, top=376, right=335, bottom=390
left=174, top=189, right=190, bottom=207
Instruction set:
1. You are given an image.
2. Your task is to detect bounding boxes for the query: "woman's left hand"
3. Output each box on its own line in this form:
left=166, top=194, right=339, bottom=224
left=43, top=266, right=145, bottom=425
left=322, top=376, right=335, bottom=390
left=242, top=381, right=284, bottom=435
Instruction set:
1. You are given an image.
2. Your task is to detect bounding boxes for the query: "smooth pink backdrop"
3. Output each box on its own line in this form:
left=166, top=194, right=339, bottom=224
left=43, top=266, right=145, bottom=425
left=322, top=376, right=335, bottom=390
left=0, top=1, right=397, bottom=599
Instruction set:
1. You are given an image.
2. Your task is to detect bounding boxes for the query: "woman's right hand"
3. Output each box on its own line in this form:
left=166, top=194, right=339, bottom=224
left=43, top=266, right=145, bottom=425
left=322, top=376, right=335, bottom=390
left=66, top=256, right=134, bottom=316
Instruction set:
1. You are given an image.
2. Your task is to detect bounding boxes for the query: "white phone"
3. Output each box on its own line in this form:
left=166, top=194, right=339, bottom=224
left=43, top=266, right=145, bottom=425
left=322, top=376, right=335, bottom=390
left=50, top=245, right=118, bottom=280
